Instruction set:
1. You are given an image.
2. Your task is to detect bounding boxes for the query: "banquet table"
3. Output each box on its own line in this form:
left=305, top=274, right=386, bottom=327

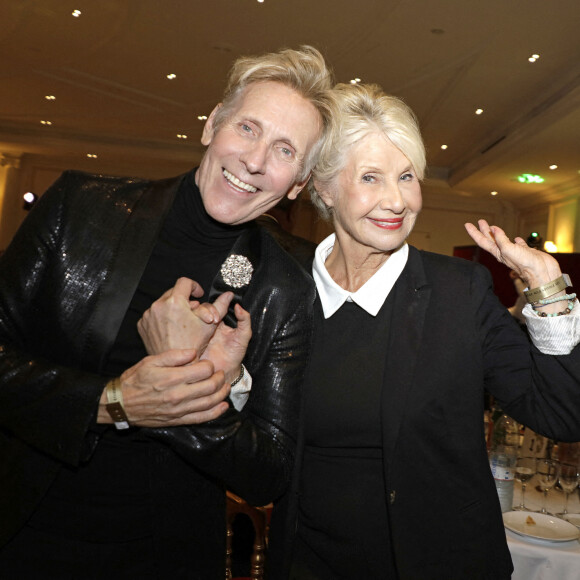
left=507, top=481, right=580, bottom=580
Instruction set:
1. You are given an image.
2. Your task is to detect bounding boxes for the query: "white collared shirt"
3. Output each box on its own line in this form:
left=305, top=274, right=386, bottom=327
left=312, top=233, right=579, bottom=355
left=313, top=234, right=408, bottom=319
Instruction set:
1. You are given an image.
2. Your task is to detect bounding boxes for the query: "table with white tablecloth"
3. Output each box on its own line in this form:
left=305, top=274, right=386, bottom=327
left=507, top=481, right=580, bottom=580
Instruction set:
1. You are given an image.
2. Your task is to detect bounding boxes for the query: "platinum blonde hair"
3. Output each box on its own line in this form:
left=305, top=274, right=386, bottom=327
left=310, top=83, right=426, bottom=221
left=211, top=46, right=334, bottom=181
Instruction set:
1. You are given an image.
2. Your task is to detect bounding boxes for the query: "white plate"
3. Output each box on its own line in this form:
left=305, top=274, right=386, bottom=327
left=563, top=513, right=580, bottom=529
left=503, top=511, right=580, bottom=542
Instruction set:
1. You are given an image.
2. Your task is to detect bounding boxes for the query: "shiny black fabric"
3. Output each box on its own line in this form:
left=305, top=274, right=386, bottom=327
left=0, top=170, right=315, bottom=571
left=255, top=215, right=316, bottom=272
left=268, top=247, right=580, bottom=580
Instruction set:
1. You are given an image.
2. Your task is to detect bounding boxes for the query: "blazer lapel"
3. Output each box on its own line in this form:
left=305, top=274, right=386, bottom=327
left=382, top=246, right=431, bottom=464
left=88, top=174, right=183, bottom=371
left=207, top=225, right=262, bottom=327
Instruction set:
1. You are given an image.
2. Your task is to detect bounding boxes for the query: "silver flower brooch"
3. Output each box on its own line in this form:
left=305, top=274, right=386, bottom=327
left=220, top=254, right=254, bottom=288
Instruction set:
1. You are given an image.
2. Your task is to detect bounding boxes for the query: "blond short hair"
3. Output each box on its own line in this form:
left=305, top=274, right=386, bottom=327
left=211, top=46, right=334, bottom=181
left=310, top=83, right=426, bottom=221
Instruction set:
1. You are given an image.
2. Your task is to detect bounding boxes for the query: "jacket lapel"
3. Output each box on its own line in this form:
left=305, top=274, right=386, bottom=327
left=207, top=225, right=262, bottom=327
left=382, top=246, right=431, bottom=465
left=88, top=174, right=183, bottom=371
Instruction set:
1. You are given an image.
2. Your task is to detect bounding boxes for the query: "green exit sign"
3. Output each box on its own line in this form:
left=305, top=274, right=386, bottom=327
left=518, top=174, right=544, bottom=184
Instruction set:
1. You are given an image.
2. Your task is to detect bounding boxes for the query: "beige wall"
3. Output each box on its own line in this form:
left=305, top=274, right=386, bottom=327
left=0, top=152, right=195, bottom=252
left=0, top=152, right=560, bottom=258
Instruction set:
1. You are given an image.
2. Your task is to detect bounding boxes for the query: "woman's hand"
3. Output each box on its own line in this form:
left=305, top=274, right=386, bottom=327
left=201, top=303, right=252, bottom=384
left=465, top=220, right=562, bottom=288
left=138, top=277, right=234, bottom=357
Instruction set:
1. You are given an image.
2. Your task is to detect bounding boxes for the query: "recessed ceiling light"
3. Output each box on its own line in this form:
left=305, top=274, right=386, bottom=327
left=40, top=120, right=52, bottom=125
left=45, top=95, right=56, bottom=100
left=475, top=108, right=483, bottom=115
left=72, top=10, right=81, bottom=17
left=350, top=78, right=361, bottom=85
left=440, top=144, right=448, bottom=150
left=549, top=164, right=558, bottom=170
left=257, top=0, right=265, bottom=3
left=177, top=134, right=188, bottom=139
left=528, top=53, right=540, bottom=63
left=87, top=153, right=98, bottom=158
left=166, top=73, right=177, bottom=80
left=490, top=191, right=498, bottom=196
left=197, top=115, right=207, bottom=121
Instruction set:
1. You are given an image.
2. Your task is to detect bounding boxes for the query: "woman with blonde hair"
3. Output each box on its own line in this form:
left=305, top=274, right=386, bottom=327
left=268, top=83, right=580, bottom=579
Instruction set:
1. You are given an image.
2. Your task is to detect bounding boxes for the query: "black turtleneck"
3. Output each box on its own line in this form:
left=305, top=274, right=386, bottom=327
left=105, top=168, right=248, bottom=376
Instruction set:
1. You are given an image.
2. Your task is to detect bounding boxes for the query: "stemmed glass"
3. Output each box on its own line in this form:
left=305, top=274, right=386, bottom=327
left=514, top=456, right=537, bottom=511
left=536, top=459, right=559, bottom=514
left=556, top=462, right=580, bottom=518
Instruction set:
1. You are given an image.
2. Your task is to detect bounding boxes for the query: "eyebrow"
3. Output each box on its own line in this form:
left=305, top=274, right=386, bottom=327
left=243, top=116, right=299, bottom=153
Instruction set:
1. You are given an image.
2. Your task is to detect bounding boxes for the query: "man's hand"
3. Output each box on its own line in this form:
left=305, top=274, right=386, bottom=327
left=98, top=349, right=230, bottom=427
left=201, top=303, right=252, bottom=383
left=138, top=277, right=234, bottom=357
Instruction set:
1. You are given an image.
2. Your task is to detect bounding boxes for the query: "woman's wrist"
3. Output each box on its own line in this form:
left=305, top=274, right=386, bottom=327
left=525, top=274, right=571, bottom=304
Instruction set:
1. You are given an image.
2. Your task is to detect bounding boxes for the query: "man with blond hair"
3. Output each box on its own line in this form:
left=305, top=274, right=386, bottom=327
left=0, top=46, right=332, bottom=578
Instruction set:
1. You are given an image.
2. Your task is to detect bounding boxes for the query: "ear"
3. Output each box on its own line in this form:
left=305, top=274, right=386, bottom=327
left=313, top=178, right=335, bottom=208
left=201, top=104, right=222, bottom=146
left=285, top=171, right=311, bottom=201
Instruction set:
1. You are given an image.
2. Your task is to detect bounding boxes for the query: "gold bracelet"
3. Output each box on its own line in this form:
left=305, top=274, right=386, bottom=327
left=105, top=377, right=130, bottom=430
left=524, top=274, right=572, bottom=304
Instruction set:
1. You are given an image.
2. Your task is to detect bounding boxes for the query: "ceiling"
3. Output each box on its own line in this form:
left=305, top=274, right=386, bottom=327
left=1, top=0, right=579, bottom=209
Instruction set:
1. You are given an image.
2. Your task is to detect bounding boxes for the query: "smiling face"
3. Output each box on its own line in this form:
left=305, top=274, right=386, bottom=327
left=195, top=81, right=322, bottom=225
left=318, top=132, right=422, bottom=263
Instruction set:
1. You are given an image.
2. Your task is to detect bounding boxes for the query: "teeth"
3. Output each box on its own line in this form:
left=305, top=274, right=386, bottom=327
left=223, top=169, right=257, bottom=193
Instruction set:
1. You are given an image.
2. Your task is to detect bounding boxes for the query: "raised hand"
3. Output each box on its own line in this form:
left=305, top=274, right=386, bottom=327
left=465, top=220, right=562, bottom=288
left=138, top=277, right=234, bottom=357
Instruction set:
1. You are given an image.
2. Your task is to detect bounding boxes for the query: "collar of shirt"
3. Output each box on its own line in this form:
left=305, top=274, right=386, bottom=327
left=312, top=233, right=409, bottom=319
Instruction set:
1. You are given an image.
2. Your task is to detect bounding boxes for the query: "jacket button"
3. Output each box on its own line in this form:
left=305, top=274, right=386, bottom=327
left=389, top=490, right=396, bottom=504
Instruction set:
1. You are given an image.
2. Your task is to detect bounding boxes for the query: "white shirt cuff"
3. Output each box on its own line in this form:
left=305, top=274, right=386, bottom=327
left=230, top=370, right=252, bottom=411
left=523, top=301, right=580, bottom=355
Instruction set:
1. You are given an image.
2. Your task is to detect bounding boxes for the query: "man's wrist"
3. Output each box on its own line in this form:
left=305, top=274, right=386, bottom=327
left=230, top=364, right=245, bottom=387
left=105, top=377, right=130, bottom=430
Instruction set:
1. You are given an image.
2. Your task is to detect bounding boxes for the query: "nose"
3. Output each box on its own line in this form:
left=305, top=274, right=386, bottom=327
left=379, top=181, right=405, bottom=213
left=240, top=140, right=268, bottom=175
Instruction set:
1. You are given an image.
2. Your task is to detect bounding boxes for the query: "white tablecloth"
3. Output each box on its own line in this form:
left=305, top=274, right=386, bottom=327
left=508, top=482, right=580, bottom=580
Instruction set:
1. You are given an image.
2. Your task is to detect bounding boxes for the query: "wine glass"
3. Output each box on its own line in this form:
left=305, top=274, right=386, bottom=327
left=536, top=459, right=559, bottom=514
left=513, top=456, right=537, bottom=511
left=556, top=462, right=580, bottom=518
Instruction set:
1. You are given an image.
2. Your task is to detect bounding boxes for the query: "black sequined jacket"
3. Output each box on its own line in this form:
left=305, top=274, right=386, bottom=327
left=0, top=170, right=315, bottom=563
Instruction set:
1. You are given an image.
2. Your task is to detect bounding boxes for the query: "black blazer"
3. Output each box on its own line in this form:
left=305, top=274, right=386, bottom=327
left=0, top=170, right=315, bottom=576
left=268, top=246, right=580, bottom=580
